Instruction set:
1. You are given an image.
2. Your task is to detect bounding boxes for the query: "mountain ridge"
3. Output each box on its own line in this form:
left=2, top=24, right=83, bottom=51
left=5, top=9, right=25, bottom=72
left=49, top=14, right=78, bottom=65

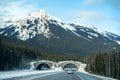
left=0, top=10, right=120, bottom=56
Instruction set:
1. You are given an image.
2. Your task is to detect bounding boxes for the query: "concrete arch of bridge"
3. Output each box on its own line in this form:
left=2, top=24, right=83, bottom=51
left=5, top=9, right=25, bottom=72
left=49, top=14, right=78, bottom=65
left=59, top=61, right=80, bottom=71
left=63, top=63, right=78, bottom=71
left=33, top=60, right=54, bottom=70
left=36, top=63, right=51, bottom=70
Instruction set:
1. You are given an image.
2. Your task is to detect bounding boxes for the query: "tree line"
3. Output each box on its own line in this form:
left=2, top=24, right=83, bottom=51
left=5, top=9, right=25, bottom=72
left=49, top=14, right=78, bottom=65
left=0, top=36, right=120, bottom=79
left=85, top=51, right=120, bottom=79
left=0, top=37, right=83, bottom=71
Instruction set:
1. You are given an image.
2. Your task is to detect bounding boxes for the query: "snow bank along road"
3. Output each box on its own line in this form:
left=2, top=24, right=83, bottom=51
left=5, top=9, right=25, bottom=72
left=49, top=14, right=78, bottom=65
left=0, top=70, right=117, bottom=80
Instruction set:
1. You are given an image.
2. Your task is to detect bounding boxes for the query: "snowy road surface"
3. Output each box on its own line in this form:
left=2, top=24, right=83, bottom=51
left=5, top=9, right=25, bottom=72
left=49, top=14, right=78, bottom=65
left=0, top=70, right=117, bottom=80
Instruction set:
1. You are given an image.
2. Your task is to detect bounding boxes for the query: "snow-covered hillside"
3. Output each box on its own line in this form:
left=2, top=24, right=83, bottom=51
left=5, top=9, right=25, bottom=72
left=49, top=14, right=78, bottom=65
left=0, top=10, right=120, bottom=44
left=0, top=10, right=120, bottom=56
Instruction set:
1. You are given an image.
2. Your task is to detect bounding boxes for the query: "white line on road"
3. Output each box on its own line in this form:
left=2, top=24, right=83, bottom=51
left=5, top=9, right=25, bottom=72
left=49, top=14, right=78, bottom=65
left=74, top=72, right=84, bottom=80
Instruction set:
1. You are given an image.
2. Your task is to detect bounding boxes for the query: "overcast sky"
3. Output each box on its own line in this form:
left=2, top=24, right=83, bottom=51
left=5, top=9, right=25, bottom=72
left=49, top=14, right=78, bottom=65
left=0, top=0, right=120, bottom=35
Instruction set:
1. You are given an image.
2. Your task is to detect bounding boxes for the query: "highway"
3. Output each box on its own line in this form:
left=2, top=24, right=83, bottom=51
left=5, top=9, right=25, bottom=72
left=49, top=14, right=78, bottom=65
left=5, top=71, right=105, bottom=80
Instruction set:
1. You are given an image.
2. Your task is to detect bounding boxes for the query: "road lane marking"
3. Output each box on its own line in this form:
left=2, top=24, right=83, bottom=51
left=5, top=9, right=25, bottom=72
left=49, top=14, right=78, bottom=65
left=74, top=72, right=84, bottom=80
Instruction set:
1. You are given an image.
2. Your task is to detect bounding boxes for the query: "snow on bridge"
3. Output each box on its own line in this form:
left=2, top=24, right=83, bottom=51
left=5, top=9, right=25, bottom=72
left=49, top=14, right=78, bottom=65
left=30, top=60, right=86, bottom=71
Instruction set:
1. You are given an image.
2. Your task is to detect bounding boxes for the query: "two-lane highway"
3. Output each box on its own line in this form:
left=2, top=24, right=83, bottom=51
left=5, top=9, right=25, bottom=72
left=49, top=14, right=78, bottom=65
left=33, top=71, right=103, bottom=80
left=6, top=71, right=106, bottom=80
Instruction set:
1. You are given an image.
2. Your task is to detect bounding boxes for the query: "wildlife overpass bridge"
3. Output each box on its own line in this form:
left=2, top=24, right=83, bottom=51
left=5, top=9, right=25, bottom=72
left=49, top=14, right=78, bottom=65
left=30, top=60, right=86, bottom=71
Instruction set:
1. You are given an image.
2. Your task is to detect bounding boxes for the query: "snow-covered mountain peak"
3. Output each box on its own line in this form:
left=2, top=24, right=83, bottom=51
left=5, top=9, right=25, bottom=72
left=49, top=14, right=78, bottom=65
left=28, top=10, right=47, bottom=18
left=27, top=10, right=63, bottom=23
left=0, top=10, right=120, bottom=45
left=79, top=24, right=98, bottom=30
left=70, top=23, right=98, bottom=31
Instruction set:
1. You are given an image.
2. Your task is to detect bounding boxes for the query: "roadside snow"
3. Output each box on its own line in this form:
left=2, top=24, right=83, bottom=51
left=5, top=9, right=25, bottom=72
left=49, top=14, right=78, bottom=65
left=80, top=71, right=117, bottom=80
left=0, top=70, right=59, bottom=79
left=116, top=41, right=120, bottom=45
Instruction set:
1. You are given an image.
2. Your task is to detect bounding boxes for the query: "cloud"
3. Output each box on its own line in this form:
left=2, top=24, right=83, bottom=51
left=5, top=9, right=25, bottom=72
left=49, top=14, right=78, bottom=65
left=0, top=0, right=17, bottom=5
left=69, top=11, right=120, bottom=23
left=0, top=0, right=42, bottom=19
left=69, top=11, right=103, bottom=23
left=67, top=10, right=120, bottom=35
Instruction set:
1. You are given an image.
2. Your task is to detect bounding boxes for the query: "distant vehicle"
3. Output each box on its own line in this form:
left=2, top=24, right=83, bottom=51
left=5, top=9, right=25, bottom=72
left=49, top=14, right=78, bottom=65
left=64, top=68, right=77, bottom=71
left=67, top=70, right=73, bottom=74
